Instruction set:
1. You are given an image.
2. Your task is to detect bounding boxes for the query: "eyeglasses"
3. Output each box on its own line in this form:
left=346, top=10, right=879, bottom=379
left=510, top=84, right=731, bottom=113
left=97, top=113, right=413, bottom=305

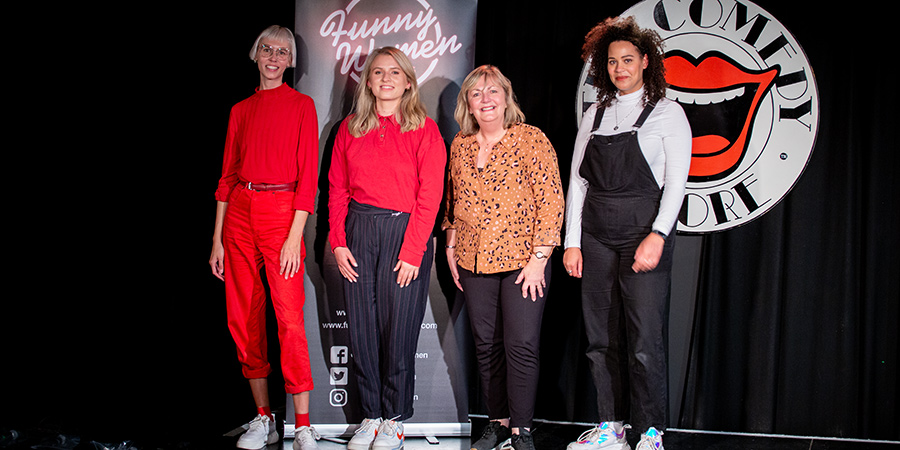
left=258, top=44, right=291, bottom=61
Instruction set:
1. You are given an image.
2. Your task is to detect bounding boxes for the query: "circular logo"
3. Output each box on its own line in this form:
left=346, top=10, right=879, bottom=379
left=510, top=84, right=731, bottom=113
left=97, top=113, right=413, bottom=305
left=577, top=0, right=819, bottom=233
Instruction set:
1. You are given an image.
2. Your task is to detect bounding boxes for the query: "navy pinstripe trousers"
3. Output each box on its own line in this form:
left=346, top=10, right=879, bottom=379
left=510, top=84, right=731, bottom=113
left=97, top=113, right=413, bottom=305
left=344, top=200, right=433, bottom=421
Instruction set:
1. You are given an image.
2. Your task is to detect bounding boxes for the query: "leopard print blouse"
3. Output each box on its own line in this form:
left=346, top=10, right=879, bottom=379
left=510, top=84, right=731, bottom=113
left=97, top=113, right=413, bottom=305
left=442, top=122, right=564, bottom=274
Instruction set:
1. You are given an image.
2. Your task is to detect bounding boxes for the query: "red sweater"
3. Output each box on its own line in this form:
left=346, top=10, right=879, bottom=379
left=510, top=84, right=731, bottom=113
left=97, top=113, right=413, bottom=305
left=328, top=114, right=446, bottom=265
left=215, top=83, right=319, bottom=212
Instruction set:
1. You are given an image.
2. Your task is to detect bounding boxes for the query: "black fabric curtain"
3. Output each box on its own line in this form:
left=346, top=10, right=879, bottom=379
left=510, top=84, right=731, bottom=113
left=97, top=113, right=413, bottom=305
left=675, top=1, right=898, bottom=439
left=678, top=19, right=899, bottom=437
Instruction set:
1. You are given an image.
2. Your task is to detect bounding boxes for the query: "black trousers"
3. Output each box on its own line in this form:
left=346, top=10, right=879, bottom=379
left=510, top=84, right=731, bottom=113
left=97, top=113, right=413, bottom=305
left=580, top=231, right=674, bottom=431
left=458, top=263, right=550, bottom=429
left=344, top=201, right=433, bottom=421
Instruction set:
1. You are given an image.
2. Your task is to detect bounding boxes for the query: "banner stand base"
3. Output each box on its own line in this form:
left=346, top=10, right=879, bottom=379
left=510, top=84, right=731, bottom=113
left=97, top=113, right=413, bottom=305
left=285, top=422, right=471, bottom=439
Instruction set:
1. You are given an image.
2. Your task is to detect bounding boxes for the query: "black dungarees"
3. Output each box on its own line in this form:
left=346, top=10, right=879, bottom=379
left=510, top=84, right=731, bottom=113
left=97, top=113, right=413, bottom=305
left=579, top=102, right=673, bottom=431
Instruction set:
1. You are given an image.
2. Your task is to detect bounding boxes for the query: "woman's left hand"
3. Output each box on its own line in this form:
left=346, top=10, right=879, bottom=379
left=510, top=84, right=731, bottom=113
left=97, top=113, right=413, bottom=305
left=280, top=236, right=303, bottom=280
left=515, top=258, right=547, bottom=301
left=632, top=233, right=665, bottom=273
left=394, top=260, right=420, bottom=288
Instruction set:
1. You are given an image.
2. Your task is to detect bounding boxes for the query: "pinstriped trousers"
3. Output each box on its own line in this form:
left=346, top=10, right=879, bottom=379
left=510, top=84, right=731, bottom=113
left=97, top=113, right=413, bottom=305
left=344, top=200, right=433, bottom=421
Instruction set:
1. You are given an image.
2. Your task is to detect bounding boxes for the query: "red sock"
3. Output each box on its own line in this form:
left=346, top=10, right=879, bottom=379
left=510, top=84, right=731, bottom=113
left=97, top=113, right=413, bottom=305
left=295, top=413, right=310, bottom=427
left=258, top=406, right=273, bottom=420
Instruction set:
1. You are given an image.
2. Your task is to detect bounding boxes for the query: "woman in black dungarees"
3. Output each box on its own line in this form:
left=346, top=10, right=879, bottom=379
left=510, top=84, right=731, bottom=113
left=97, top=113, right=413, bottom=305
left=563, top=16, right=692, bottom=450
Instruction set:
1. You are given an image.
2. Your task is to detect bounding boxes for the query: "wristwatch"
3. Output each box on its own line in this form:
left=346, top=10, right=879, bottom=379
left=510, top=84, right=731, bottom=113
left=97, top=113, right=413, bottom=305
left=533, top=251, right=547, bottom=260
left=652, top=229, right=668, bottom=239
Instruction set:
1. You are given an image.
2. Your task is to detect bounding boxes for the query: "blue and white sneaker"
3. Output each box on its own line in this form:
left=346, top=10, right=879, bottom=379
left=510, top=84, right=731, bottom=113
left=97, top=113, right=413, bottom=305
left=372, top=419, right=404, bottom=450
left=348, top=418, right=383, bottom=450
left=634, top=427, right=663, bottom=450
left=566, top=422, right=629, bottom=450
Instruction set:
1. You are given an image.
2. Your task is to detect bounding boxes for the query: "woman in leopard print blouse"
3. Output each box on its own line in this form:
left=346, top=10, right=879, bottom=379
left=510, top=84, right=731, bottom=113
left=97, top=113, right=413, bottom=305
left=442, top=65, right=564, bottom=450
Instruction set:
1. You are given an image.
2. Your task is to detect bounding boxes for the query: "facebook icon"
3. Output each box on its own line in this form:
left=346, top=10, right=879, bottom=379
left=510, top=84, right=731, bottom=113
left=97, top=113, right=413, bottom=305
left=330, top=346, right=348, bottom=365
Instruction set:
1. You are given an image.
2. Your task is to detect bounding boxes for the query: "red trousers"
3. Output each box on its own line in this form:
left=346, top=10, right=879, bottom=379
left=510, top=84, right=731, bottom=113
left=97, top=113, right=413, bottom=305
left=223, top=185, right=314, bottom=394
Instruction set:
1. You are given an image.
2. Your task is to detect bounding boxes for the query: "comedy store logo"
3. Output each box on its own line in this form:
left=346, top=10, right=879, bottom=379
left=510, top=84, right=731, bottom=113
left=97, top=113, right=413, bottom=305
left=577, top=0, right=819, bottom=233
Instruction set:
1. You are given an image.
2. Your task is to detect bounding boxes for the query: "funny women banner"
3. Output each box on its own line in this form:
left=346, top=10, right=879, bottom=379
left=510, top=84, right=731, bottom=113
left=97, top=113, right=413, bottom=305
left=290, top=0, right=478, bottom=438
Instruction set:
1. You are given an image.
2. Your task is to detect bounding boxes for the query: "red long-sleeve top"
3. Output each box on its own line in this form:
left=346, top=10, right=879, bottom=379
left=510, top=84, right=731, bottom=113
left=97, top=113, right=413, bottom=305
left=328, top=114, right=446, bottom=265
left=215, top=83, right=319, bottom=212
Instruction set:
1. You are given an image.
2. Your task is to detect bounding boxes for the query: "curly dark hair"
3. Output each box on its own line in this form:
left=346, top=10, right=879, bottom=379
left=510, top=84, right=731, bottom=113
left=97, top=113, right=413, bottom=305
left=582, top=16, right=667, bottom=109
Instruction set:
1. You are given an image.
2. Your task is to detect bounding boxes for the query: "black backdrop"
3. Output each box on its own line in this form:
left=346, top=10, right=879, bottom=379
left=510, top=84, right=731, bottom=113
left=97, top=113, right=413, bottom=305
left=6, top=0, right=896, bottom=444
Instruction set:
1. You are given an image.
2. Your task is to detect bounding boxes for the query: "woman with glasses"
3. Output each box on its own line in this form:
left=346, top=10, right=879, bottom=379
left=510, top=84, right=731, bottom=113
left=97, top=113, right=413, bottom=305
left=209, top=25, right=321, bottom=450
left=328, top=46, right=446, bottom=450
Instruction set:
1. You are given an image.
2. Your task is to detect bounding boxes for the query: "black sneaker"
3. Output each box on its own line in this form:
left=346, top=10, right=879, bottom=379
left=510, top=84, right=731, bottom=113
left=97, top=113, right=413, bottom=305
left=471, top=421, right=512, bottom=450
left=511, top=430, right=535, bottom=450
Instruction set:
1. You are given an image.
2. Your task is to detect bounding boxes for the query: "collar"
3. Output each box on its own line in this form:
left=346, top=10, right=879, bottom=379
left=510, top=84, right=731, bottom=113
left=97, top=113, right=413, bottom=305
left=463, top=122, right=523, bottom=151
left=377, top=113, right=401, bottom=127
left=255, top=82, right=288, bottom=96
left=615, top=86, right=645, bottom=106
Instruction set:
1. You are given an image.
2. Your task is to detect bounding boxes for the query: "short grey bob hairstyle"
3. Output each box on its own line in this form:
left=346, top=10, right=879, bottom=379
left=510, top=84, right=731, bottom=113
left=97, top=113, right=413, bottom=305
left=249, top=25, right=297, bottom=68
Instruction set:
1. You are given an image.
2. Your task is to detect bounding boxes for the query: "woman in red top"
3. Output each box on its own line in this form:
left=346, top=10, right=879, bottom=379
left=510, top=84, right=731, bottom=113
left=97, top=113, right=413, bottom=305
left=209, top=25, right=320, bottom=450
left=328, top=47, right=446, bottom=450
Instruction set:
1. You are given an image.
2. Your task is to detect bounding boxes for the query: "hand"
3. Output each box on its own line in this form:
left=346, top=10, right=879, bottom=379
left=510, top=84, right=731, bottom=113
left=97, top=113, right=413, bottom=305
left=563, top=247, right=583, bottom=278
left=446, top=247, right=463, bottom=291
left=279, top=236, right=304, bottom=280
left=515, top=258, right=547, bottom=301
left=210, top=240, right=225, bottom=281
left=334, top=247, right=359, bottom=282
left=632, top=232, right=664, bottom=273
left=394, top=260, right=420, bottom=288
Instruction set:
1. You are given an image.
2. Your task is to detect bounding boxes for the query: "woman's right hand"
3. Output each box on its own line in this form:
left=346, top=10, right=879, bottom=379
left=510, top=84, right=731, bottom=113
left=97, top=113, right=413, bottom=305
left=210, top=240, right=225, bottom=281
left=210, top=201, right=228, bottom=281
left=446, top=247, right=463, bottom=291
left=334, top=247, right=359, bottom=282
left=563, top=247, right=583, bottom=278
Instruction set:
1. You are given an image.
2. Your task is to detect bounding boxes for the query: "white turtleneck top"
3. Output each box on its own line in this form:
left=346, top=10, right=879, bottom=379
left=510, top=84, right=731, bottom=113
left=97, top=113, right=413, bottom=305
left=564, top=87, right=692, bottom=249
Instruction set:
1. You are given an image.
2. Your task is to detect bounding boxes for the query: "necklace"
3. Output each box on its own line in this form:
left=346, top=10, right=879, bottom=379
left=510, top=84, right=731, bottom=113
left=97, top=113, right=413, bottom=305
left=476, top=130, right=505, bottom=168
left=613, top=101, right=640, bottom=130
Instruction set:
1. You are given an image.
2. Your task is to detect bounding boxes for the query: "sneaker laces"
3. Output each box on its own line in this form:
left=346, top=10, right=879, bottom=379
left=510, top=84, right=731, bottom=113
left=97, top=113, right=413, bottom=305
left=297, top=426, right=321, bottom=442
left=576, top=422, right=624, bottom=444
left=247, top=414, right=270, bottom=432
left=575, top=426, right=602, bottom=444
left=377, top=416, right=402, bottom=438
left=480, top=421, right=504, bottom=439
left=355, top=418, right=382, bottom=435
left=637, top=428, right=663, bottom=450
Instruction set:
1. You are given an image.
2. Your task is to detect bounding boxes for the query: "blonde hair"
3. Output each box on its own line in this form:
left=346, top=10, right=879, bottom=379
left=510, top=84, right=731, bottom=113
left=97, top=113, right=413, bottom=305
left=249, top=25, right=297, bottom=68
left=454, top=65, right=526, bottom=136
left=348, top=47, right=428, bottom=137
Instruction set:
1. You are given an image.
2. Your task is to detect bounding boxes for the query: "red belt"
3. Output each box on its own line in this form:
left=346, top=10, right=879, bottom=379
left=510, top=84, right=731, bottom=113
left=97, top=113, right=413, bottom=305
left=243, top=181, right=297, bottom=192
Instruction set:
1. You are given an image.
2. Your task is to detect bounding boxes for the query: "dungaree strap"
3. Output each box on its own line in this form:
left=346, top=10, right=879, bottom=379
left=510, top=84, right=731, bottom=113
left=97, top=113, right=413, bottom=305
left=592, top=100, right=658, bottom=133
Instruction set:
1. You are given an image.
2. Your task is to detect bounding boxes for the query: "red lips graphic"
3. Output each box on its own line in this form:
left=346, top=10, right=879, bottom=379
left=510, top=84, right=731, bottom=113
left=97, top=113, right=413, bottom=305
left=664, top=50, right=779, bottom=181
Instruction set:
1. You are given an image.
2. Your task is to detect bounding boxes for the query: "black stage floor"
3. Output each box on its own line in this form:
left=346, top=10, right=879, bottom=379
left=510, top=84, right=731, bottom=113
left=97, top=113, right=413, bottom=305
left=2, top=417, right=896, bottom=450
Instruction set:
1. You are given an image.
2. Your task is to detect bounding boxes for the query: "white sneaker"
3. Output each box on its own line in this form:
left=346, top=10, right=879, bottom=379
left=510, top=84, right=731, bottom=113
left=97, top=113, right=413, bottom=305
left=634, top=427, right=663, bottom=450
left=372, top=419, right=404, bottom=450
left=237, top=414, right=279, bottom=449
left=348, top=418, right=383, bottom=450
left=566, top=422, right=629, bottom=450
left=293, top=425, right=321, bottom=450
